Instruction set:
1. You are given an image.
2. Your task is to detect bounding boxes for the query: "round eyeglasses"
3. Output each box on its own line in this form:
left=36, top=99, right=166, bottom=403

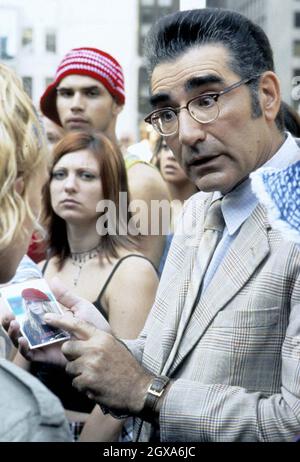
left=144, top=75, right=261, bottom=136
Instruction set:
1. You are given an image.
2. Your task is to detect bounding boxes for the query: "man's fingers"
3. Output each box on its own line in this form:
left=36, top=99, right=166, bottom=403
left=86, top=391, right=95, bottom=401
left=49, top=277, right=83, bottom=311
left=65, top=355, right=83, bottom=376
left=56, top=310, right=75, bottom=321
left=7, top=320, right=22, bottom=348
left=71, top=374, right=98, bottom=402
left=49, top=277, right=112, bottom=333
left=62, top=339, right=89, bottom=362
left=71, top=374, right=95, bottom=397
left=44, top=313, right=98, bottom=340
left=72, top=375, right=86, bottom=394
left=18, top=336, right=34, bottom=360
left=2, top=314, right=15, bottom=332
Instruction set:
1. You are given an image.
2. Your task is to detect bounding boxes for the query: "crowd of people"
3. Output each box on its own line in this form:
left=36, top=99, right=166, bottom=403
left=0, top=7, right=300, bottom=443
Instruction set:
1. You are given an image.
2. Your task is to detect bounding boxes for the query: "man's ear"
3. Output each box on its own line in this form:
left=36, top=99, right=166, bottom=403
left=14, top=176, right=25, bottom=196
left=112, top=102, right=124, bottom=116
left=259, top=71, right=281, bottom=123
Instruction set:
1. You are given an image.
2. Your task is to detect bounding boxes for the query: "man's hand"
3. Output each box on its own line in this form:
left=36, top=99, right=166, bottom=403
left=44, top=313, right=154, bottom=415
left=49, top=277, right=112, bottom=332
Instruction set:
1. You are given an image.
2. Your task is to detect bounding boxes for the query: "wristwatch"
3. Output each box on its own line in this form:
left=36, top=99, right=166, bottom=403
left=140, top=375, right=170, bottom=421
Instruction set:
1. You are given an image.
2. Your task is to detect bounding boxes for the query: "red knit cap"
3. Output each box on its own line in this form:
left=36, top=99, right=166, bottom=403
left=22, top=288, right=51, bottom=302
left=40, top=47, right=125, bottom=126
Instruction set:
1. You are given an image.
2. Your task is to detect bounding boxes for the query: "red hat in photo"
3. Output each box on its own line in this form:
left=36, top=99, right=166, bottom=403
left=40, top=47, right=125, bottom=126
left=22, top=288, right=51, bottom=302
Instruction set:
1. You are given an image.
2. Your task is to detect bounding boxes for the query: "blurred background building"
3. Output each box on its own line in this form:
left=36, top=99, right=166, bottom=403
left=0, top=0, right=298, bottom=142
left=207, top=0, right=300, bottom=112
left=0, top=0, right=179, bottom=141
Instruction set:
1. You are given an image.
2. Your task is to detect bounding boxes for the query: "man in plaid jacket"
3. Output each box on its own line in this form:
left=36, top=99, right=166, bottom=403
left=5, top=8, right=300, bottom=442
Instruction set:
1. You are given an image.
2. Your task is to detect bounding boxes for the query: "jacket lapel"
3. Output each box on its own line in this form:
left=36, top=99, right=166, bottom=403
left=157, top=193, right=213, bottom=373
left=165, top=203, right=271, bottom=376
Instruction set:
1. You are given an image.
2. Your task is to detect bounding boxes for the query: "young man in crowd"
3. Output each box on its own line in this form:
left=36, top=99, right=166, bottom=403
left=40, top=47, right=169, bottom=268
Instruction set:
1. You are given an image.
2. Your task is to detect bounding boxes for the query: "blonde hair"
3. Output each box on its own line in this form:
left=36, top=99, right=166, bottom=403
left=0, top=64, right=47, bottom=251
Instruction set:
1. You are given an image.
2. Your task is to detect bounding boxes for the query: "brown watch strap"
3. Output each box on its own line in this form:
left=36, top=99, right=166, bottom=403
left=140, top=375, right=170, bottom=422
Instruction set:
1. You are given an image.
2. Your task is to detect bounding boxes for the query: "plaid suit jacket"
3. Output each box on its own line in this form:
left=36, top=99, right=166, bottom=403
left=127, top=181, right=300, bottom=441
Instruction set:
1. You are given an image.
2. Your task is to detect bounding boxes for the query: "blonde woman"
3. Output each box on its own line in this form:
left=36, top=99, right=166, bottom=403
left=0, top=63, right=71, bottom=441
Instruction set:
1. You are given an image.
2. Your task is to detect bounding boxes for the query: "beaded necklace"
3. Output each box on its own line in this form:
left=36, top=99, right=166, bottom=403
left=70, top=244, right=101, bottom=286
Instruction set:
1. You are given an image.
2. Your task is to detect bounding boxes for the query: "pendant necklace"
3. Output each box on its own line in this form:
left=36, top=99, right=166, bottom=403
left=70, top=244, right=101, bottom=286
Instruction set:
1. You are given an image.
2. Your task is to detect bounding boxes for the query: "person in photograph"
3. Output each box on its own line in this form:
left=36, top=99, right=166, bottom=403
left=21, top=288, right=66, bottom=347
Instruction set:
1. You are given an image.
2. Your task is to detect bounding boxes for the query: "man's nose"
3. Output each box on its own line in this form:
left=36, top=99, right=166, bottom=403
left=70, top=92, right=84, bottom=111
left=178, top=110, right=207, bottom=146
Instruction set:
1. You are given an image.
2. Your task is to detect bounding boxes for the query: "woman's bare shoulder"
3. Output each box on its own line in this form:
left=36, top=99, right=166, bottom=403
left=109, top=253, right=158, bottom=289
left=38, top=255, right=60, bottom=276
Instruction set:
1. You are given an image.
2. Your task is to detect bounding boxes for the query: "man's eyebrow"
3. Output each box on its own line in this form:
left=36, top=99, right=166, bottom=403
left=184, top=75, right=225, bottom=92
left=82, top=86, right=101, bottom=91
left=149, top=75, right=225, bottom=108
left=149, top=92, right=171, bottom=108
left=56, top=85, right=100, bottom=91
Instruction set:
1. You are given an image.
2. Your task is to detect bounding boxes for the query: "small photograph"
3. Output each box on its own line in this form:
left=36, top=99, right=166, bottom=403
left=0, top=278, right=70, bottom=349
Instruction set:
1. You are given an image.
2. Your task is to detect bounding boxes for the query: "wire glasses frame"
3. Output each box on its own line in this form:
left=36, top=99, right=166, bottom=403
left=144, top=75, right=261, bottom=136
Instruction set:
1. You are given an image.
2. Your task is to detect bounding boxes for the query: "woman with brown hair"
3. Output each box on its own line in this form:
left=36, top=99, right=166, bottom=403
left=15, top=131, right=159, bottom=441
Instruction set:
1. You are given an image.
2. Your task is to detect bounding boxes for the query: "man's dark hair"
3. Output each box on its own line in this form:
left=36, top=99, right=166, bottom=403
left=144, top=8, right=283, bottom=130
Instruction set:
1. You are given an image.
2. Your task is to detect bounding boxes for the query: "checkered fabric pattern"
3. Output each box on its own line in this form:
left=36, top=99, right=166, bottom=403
left=124, top=189, right=300, bottom=442
left=69, top=421, right=85, bottom=442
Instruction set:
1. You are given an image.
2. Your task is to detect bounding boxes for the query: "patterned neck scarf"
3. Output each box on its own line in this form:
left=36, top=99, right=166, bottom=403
left=251, top=159, right=300, bottom=243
